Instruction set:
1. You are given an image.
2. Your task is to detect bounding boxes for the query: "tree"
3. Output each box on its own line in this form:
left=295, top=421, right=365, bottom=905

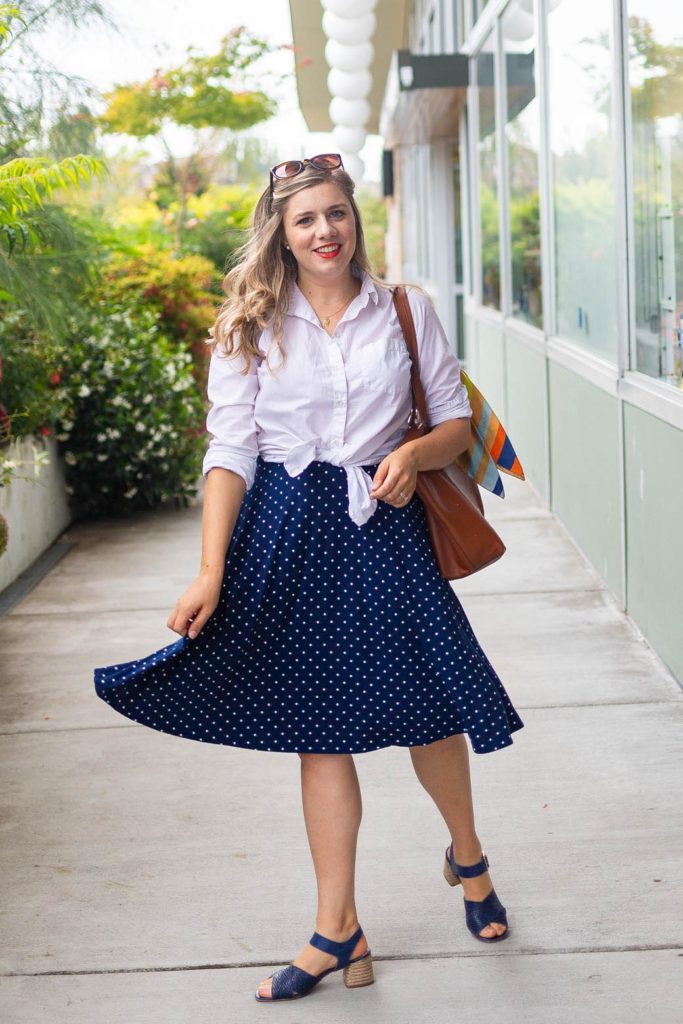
left=98, top=27, right=279, bottom=252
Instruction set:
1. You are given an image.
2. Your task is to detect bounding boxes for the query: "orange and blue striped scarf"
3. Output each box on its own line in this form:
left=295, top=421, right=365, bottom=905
left=456, top=370, right=525, bottom=497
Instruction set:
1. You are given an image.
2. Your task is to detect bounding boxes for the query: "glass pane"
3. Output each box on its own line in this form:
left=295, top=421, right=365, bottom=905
left=548, top=0, right=617, bottom=356
left=502, top=0, right=542, bottom=328
left=476, top=34, right=500, bottom=309
left=629, top=4, right=683, bottom=388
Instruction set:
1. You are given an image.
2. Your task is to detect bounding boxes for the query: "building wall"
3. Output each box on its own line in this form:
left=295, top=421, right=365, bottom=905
left=623, top=405, right=683, bottom=680
left=386, top=1, right=683, bottom=684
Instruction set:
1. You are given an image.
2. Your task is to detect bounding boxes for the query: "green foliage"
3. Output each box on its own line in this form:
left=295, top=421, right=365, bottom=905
left=0, top=307, right=63, bottom=440
left=51, top=303, right=205, bottom=518
left=100, top=245, right=219, bottom=386
left=98, top=30, right=276, bottom=138
left=357, top=186, right=387, bottom=277
left=0, top=511, right=7, bottom=556
left=0, top=153, right=109, bottom=255
left=177, top=182, right=258, bottom=271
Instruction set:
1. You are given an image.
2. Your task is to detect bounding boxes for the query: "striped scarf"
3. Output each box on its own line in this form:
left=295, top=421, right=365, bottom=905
left=456, top=370, right=525, bottom=497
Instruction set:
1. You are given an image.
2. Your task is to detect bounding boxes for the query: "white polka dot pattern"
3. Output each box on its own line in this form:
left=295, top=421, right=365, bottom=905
left=94, top=458, right=524, bottom=755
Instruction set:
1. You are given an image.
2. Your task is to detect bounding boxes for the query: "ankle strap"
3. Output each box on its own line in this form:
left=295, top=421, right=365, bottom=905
left=450, top=847, right=490, bottom=877
left=309, top=925, right=363, bottom=962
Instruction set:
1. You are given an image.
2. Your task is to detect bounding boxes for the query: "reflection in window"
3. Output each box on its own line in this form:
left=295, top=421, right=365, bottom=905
left=476, top=36, right=500, bottom=309
left=629, top=5, right=683, bottom=389
left=548, top=0, right=617, bottom=356
left=502, top=1, right=542, bottom=328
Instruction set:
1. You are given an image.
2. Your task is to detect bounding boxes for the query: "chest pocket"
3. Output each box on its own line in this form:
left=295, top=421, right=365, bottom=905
left=358, top=336, right=411, bottom=396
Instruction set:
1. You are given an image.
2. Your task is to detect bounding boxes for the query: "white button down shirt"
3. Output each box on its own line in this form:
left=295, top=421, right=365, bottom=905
left=202, top=267, right=472, bottom=526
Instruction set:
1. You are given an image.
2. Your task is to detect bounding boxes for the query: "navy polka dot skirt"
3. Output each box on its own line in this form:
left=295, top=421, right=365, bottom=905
left=94, top=457, right=524, bottom=755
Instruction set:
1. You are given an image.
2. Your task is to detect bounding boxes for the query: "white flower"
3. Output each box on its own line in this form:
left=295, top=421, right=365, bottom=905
left=64, top=452, right=77, bottom=466
left=1, top=458, right=17, bottom=471
left=96, top=433, right=107, bottom=442
left=143, top=394, right=153, bottom=404
left=96, top=453, right=108, bottom=462
left=78, top=384, right=91, bottom=398
left=135, top=421, right=146, bottom=432
left=111, top=395, right=125, bottom=407
left=107, top=428, right=121, bottom=440
left=102, top=361, right=115, bottom=378
left=124, top=486, right=138, bottom=498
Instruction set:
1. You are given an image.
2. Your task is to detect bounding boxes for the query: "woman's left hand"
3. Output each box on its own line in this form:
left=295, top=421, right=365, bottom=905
left=369, top=446, right=419, bottom=508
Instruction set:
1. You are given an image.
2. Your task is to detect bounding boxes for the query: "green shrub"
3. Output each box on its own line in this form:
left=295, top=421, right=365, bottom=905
left=101, top=245, right=218, bottom=389
left=52, top=302, right=206, bottom=518
left=0, top=310, right=64, bottom=442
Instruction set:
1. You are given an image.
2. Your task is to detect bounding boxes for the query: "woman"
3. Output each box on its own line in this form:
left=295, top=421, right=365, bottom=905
left=94, top=153, right=524, bottom=1003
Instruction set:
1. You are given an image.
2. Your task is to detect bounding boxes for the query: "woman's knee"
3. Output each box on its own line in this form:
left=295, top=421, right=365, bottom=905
left=298, top=751, right=353, bottom=767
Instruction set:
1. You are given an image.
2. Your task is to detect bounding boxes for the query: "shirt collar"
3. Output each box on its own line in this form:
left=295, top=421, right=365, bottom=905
left=286, top=263, right=380, bottom=325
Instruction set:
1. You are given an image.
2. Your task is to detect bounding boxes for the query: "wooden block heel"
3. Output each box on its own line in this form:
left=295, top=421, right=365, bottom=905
left=343, top=951, right=374, bottom=988
left=443, top=855, right=461, bottom=887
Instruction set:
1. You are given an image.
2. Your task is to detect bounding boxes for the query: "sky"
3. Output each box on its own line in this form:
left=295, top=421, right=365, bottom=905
left=31, top=0, right=383, bottom=183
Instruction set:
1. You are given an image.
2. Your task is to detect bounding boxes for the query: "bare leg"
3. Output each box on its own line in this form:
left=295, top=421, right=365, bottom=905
left=409, top=733, right=506, bottom=938
left=256, top=753, right=369, bottom=998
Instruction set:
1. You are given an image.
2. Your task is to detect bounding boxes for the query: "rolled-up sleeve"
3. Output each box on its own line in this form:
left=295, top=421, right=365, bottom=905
left=407, top=288, right=472, bottom=427
left=202, top=346, right=260, bottom=490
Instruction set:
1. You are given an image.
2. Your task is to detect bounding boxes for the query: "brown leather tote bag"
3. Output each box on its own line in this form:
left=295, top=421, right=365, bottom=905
left=392, top=286, right=506, bottom=580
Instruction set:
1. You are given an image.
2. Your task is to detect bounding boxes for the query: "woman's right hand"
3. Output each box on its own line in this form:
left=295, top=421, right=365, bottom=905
left=166, top=570, right=223, bottom=640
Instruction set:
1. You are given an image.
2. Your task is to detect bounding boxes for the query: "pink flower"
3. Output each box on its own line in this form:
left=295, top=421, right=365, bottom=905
left=49, top=371, right=61, bottom=386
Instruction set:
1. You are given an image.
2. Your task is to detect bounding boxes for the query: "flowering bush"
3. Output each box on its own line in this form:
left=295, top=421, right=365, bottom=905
left=52, top=302, right=206, bottom=518
left=101, top=245, right=218, bottom=388
left=0, top=312, right=64, bottom=441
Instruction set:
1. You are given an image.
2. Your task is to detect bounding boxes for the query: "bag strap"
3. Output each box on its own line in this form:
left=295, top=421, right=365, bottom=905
left=392, top=285, right=430, bottom=431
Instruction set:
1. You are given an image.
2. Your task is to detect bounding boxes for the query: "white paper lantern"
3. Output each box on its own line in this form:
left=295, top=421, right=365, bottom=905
left=329, top=96, right=370, bottom=127
left=322, top=10, right=376, bottom=46
left=327, top=67, right=371, bottom=101
left=321, top=0, right=377, bottom=18
left=325, top=39, right=374, bottom=73
left=333, top=124, right=366, bottom=155
left=503, top=8, right=534, bottom=41
left=342, top=153, right=365, bottom=183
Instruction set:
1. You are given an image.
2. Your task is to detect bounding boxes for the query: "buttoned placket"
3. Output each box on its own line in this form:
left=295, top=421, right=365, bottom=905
left=326, top=325, right=348, bottom=449
left=276, top=273, right=384, bottom=526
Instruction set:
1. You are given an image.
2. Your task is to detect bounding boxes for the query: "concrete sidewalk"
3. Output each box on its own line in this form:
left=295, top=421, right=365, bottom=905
left=1, top=478, right=682, bottom=1023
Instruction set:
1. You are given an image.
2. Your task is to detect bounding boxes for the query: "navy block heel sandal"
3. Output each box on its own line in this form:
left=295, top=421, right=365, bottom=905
left=443, top=843, right=509, bottom=943
left=254, top=924, right=374, bottom=1001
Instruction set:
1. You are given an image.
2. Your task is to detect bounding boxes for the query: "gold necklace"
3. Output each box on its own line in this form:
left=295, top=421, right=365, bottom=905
left=311, top=289, right=358, bottom=328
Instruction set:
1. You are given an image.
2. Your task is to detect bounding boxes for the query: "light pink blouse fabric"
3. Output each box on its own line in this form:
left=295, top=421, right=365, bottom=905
left=202, top=267, right=472, bottom=526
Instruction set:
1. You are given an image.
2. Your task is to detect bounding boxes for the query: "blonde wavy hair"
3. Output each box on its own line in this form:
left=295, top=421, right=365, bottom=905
left=208, top=163, right=392, bottom=374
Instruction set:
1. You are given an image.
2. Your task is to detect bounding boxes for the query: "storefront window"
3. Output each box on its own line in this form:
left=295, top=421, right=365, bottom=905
left=628, top=4, right=683, bottom=389
left=547, top=0, right=617, bottom=356
left=502, top=1, right=542, bottom=328
left=476, top=35, right=500, bottom=309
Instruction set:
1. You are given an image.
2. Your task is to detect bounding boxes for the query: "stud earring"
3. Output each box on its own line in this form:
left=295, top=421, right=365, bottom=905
left=284, top=244, right=291, bottom=250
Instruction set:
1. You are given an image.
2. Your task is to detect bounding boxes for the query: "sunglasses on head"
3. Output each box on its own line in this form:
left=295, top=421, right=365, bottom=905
left=269, top=153, right=344, bottom=194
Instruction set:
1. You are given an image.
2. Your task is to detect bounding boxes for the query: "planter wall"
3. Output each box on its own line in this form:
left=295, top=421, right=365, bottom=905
left=0, top=436, right=71, bottom=593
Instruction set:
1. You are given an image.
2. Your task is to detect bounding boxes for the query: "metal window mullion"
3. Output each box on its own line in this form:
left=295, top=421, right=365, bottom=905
left=460, top=103, right=473, bottom=297
left=495, top=16, right=511, bottom=317
left=468, top=55, right=483, bottom=307
left=616, top=0, right=636, bottom=377
left=612, top=0, right=633, bottom=609
left=534, top=0, right=554, bottom=506
left=536, top=0, right=556, bottom=339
